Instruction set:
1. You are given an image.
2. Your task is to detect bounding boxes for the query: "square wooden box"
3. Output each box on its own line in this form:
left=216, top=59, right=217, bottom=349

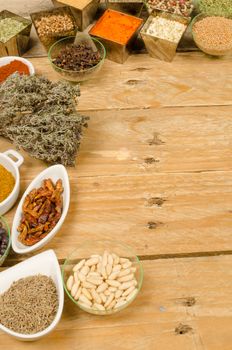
left=30, top=7, right=78, bottom=51
left=52, top=0, right=100, bottom=31
left=140, top=11, right=190, bottom=62
left=105, top=0, right=144, bottom=17
left=0, top=10, right=32, bottom=57
left=89, top=10, right=143, bottom=64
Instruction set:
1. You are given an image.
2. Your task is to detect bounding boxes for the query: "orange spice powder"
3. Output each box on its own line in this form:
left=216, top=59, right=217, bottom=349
left=89, top=9, right=143, bottom=45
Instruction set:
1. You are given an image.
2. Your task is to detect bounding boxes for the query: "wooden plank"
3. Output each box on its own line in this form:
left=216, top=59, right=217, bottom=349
left=28, top=54, right=232, bottom=110
left=1, top=256, right=232, bottom=349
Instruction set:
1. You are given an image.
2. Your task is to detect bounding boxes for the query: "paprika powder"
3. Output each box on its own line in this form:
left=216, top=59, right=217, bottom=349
left=0, top=60, right=30, bottom=83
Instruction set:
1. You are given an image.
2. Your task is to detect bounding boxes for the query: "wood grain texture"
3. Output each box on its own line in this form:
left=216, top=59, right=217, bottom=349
left=1, top=256, right=232, bottom=349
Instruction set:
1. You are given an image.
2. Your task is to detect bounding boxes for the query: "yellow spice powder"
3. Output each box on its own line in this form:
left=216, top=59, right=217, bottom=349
left=0, top=165, right=15, bottom=203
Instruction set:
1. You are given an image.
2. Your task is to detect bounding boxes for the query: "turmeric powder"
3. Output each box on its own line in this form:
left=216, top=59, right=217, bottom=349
left=0, top=165, right=15, bottom=203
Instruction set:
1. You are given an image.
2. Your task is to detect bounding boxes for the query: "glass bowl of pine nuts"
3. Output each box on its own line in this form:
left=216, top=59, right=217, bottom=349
left=62, top=240, right=143, bottom=315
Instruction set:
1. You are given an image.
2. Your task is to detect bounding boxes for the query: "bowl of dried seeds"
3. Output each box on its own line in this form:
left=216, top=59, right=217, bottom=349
left=0, top=216, right=11, bottom=267
left=62, top=240, right=143, bottom=315
left=48, top=36, right=106, bottom=82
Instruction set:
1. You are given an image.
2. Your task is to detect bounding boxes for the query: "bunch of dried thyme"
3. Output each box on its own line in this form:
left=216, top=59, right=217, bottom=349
left=0, top=74, right=88, bottom=166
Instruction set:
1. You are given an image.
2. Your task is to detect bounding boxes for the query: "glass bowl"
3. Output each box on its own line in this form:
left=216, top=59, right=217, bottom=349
left=62, top=240, right=143, bottom=315
left=191, top=13, right=232, bottom=56
left=0, top=216, right=11, bottom=266
left=48, top=36, right=106, bottom=82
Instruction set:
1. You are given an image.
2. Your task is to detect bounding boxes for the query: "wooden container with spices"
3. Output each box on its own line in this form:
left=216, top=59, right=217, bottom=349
left=30, top=7, right=78, bottom=51
left=140, top=10, right=190, bottom=62
left=89, top=9, right=143, bottom=64
left=52, top=0, right=100, bottom=31
left=105, top=0, right=144, bottom=18
left=0, top=10, right=32, bottom=57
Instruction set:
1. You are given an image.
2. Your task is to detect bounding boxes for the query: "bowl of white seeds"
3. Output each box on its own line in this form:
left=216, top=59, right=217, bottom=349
left=62, top=240, right=143, bottom=315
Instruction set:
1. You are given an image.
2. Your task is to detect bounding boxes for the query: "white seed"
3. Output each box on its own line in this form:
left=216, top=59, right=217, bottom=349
left=88, top=272, right=101, bottom=278
left=122, top=285, right=135, bottom=297
left=101, top=265, right=107, bottom=279
left=100, top=293, right=107, bottom=303
left=93, top=303, right=105, bottom=311
left=82, top=287, right=92, bottom=301
left=112, top=264, right=122, bottom=272
left=102, top=250, right=108, bottom=267
left=112, top=253, right=120, bottom=265
left=108, top=286, right=117, bottom=292
left=71, top=282, right=79, bottom=297
left=120, top=258, right=129, bottom=264
left=117, top=297, right=127, bottom=303
left=79, top=301, right=91, bottom=309
left=106, top=279, right=121, bottom=288
left=79, top=294, right=92, bottom=306
left=78, top=272, right=86, bottom=282
left=74, top=287, right=82, bottom=300
left=115, top=289, right=123, bottom=299
left=126, top=288, right=138, bottom=301
left=122, top=261, right=132, bottom=269
left=96, top=282, right=108, bottom=293
left=73, top=259, right=85, bottom=272
left=104, top=293, right=114, bottom=308
left=118, top=274, right=134, bottom=283
left=90, top=265, right=96, bottom=272
left=130, top=267, right=136, bottom=273
left=108, top=271, right=119, bottom=280
left=91, top=289, right=102, bottom=304
left=119, top=281, right=135, bottom=290
left=80, top=265, right=90, bottom=276
left=74, top=272, right=79, bottom=283
left=108, top=254, right=114, bottom=265
left=85, top=257, right=99, bottom=266
left=133, top=279, right=138, bottom=286
left=86, top=277, right=103, bottom=285
left=106, top=263, right=112, bottom=276
left=118, top=268, right=131, bottom=278
left=82, top=281, right=96, bottom=289
left=107, top=299, right=116, bottom=310
left=67, top=275, right=74, bottom=291
left=104, top=289, right=111, bottom=296
left=115, top=299, right=127, bottom=309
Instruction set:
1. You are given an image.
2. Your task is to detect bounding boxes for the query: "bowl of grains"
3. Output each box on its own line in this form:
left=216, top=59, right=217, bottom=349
left=48, top=36, right=106, bottom=82
left=0, top=250, right=64, bottom=340
left=62, top=240, right=143, bottom=315
left=0, top=149, right=24, bottom=216
left=0, top=216, right=11, bottom=267
left=191, top=14, right=232, bottom=56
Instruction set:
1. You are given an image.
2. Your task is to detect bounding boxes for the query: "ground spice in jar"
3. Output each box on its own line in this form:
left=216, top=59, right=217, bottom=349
left=89, top=9, right=143, bottom=45
left=193, top=16, right=232, bottom=52
left=145, top=16, right=187, bottom=43
left=0, top=164, right=15, bottom=203
left=34, top=13, right=74, bottom=37
left=0, top=275, right=58, bottom=334
left=0, top=60, right=30, bottom=83
left=0, top=18, right=27, bottom=43
left=146, top=0, right=193, bottom=17
left=53, top=43, right=101, bottom=71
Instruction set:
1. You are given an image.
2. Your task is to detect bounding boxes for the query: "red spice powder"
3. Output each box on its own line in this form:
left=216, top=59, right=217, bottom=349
left=89, top=9, right=143, bottom=45
left=0, top=60, right=30, bottom=83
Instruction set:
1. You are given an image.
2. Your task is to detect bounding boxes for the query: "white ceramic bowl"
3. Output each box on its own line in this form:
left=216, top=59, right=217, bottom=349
left=0, top=149, right=24, bottom=216
left=0, top=56, right=35, bottom=75
left=12, top=164, right=70, bottom=254
left=0, top=249, right=64, bottom=341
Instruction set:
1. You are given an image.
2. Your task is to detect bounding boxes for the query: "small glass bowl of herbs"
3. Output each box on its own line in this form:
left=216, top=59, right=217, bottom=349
left=48, top=36, right=106, bottom=82
left=0, top=216, right=11, bottom=266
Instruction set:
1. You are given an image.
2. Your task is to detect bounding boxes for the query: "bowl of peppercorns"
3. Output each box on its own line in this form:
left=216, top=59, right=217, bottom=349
left=0, top=216, right=11, bottom=266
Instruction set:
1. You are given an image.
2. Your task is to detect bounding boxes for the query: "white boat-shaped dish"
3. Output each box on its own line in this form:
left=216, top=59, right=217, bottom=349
left=0, top=249, right=64, bottom=341
left=12, top=164, right=70, bottom=254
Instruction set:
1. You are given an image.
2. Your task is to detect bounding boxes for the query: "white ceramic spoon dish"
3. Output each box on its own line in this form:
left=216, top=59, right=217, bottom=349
left=0, top=249, right=64, bottom=341
left=12, top=164, right=70, bottom=254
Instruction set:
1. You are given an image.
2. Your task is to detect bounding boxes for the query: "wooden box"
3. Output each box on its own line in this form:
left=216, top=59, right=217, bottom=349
left=89, top=9, right=143, bottom=64
left=30, top=7, right=78, bottom=51
left=105, top=0, right=144, bottom=17
left=0, top=10, right=32, bottom=57
left=140, top=11, right=190, bottom=62
left=52, top=0, right=100, bottom=31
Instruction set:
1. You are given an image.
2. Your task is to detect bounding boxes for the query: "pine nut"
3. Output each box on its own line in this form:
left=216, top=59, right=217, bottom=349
left=126, top=288, right=138, bottom=301
left=104, top=294, right=114, bottom=308
left=115, top=299, right=127, bottom=309
left=108, top=286, right=117, bottom=292
left=74, top=272, right=79, bottom=283
left=85, top=257, right=99, bottom=266
left=108, top=254, right=114, bottom=265
left=106, top=279, right=121, bottom=288
left=93, top=303, right=105, bottom=311
left=86, top=277, right=103, bottom=285
left=82, top=287, right=92, bottom=301
left=112, top=264, right=122, bottom=272
left=90, top=265, right=96, bottom=272
left=80, top=265, right=90, bottom=276
left=104, top=289, right=111, bottom=296
left=96, top=282, right=108, bottom=293
left=102, top=250, right=108, bottom=267
left=71, top=282, right=79, bottom=297
left=79, top=294, right=92, bottom=306
left=107, top=299, right=116, bottom=310
left=78, top=272, right=86, bottom=283
left=100, top=293, right=107, bottom=303
left=120, top=258, right=129, bottom=264
left=118, top=268, right=131, bottom=278
left=73, top=259, right=85, bottom=272
left=74, top=287, right=82, bottom=300
left=82, top=280, right=96, bottom=289
left=112, top=253, right=120, bottom=265
left=122, top=261, right=132, bottom=269
left=101, top=265, right=107, bottom=279
left=115, top=289, right=123, bottom=299
left=122, top=285, right=135, bottom=297
left=119, top=281, right=135, bottom=290
left=108, top=271, right=119, bottom=280
left=91, top=289, right=102, bottom=304
left=106, top=263, right=112, bottom=276
left=67, top=275, right=74, bottom=291
left=118, top=274, right=134, bottom=283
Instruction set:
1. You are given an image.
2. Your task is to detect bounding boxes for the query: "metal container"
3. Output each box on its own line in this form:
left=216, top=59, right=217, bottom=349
left=0, top=10, right=32, bottom=57
left=52, top=0, right=100, bottom=31
left=140, top=10, right=190, bottom=62
left=105, top=0, right=144, bottom=17
left=30, top=7, right=78, bottom=51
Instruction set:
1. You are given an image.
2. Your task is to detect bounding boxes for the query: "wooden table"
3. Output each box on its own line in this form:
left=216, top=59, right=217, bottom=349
left=1, top=1, right=232, bottom=349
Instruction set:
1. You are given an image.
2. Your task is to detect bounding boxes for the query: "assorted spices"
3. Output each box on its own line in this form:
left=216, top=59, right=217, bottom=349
left=193, top=16, right=232, bottom=52
left=146, top=0, right=194, bottom=17
left=53, top=43, right=101, bottom=71
left=144, top=16, right=187, bottom=42
left=34, top=13, right=75, bottom=38
left=0, top=60, right=30, bottom=83
left=89, top=9, right=143, bottom=45
left=0, top=275, right=58, bottom=334
left=198, top=0, right=232, bottom=17
left=0, top=164, right=15, bottom=203
left=18, top=178, right=63, bottom=246
left=0, top=74, right=88, bottom=166
left=0, top=221, right=9, bottom=257
left=0, top=18, right=27, bottom=43
left=66, top=251, right=138, bottom=311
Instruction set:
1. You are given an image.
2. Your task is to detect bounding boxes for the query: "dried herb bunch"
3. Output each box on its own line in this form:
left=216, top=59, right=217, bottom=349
left=0, top=74, right=88, bottom=166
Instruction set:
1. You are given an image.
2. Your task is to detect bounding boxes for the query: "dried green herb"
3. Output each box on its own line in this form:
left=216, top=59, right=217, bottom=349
left=0, top=74, right=88, bottom=166
left=0, top=18, right=27, bottom=43
left=198, top=0, right=232, bottom=17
